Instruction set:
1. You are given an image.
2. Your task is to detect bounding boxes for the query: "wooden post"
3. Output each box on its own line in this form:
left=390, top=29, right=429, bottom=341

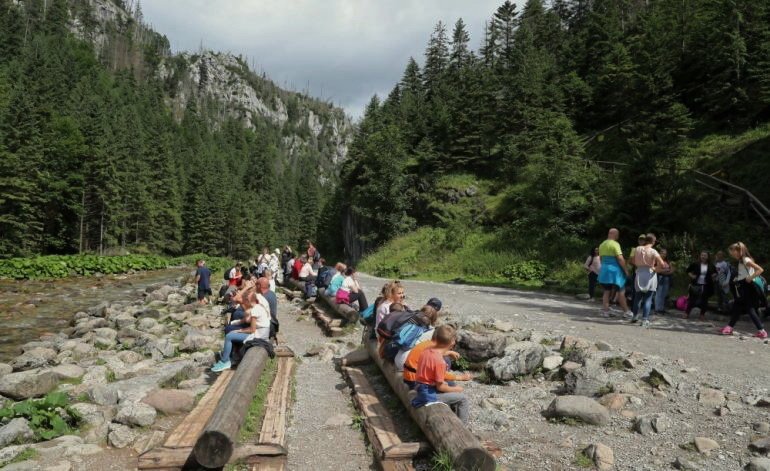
left=193, top=347, right=270, bottom=468
left=366, top=341, right=496, bottom=471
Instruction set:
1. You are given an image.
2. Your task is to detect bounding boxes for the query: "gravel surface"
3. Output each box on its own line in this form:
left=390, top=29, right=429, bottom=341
left=354, top=274, right=770, bottom=471
left=281, top=299, right=375, bottom=471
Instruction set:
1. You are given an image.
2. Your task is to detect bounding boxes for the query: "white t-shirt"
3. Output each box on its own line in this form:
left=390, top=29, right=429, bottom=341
left=736, top=257, right=755, bottom=281
left=245, top=298, right=271, bottom=341
left=697, top=263, right=708, bottom=285
left=342, top=276, right=358, bottom=292
left=376, top=300, right=393, bottom=330
left=299, top=263, right=316, bottom=279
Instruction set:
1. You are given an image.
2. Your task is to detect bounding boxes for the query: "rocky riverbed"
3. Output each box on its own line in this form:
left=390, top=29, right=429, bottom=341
left=0, top=279, right=224, bottom=470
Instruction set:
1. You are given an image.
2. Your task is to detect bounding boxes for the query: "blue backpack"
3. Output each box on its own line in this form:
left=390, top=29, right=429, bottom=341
left=359, top=304, right=375, bottom=325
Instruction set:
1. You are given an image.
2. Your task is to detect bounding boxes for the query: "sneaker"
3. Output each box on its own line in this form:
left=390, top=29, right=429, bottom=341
left=623, top=311, right=633, bottom=319
left=755, top=330, right=768, bottom=339
left=720, top=326, right=733, bottom=335
left=600, top=310, right=610, bottom=318
left=641, top=320, right=651, bottom=328
left=630, top=314, right=640, bottom=323
left=211, top=360, right=231, bottom=372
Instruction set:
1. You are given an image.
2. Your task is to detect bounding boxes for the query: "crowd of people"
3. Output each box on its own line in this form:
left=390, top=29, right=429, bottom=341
left=585, top=228, right=768, bottom=338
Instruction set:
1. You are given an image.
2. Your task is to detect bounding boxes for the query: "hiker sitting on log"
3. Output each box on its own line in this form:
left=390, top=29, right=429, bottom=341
left=212, top=288, right=271, bottom=372
left=394, top=298, right=444, bottom=370
left=325, top=263, right=347, bottom=297
left=335, top=267, right=369, bottom=311
left=409, top=325, right=471, bottom=424
left=299, top=256, right=317, bottom=282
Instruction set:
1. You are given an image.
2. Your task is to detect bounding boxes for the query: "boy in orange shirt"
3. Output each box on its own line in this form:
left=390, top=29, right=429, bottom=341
left=410, top=326, right=470, bottom=424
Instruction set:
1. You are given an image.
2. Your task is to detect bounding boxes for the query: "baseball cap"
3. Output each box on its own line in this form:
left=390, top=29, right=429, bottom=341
left=426, top=297, right=442, bottom=311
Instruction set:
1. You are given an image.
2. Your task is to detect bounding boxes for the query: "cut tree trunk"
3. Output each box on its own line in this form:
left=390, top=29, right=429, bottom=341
left=193, top=347, right=270, bottom=468
left=366, top=341, right=495, bottom=471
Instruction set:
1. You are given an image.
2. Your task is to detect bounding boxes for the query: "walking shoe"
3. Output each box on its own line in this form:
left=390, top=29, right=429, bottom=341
left=600, top=309, right=611, bottom=318
left=755, top=330, right=768, bottom=339
left=623, top=311, right=633, bottom=319
left=720, top=326, right=733, bottom=335
left=641, top=320, right=651, bottom=328
left=630, top=315, right=640, bottom=324
left=211, top=360, right=231, bottom=372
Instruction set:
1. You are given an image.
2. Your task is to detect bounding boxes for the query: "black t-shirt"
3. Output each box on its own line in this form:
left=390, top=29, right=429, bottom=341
left=196, top=267, right=211, bottom=289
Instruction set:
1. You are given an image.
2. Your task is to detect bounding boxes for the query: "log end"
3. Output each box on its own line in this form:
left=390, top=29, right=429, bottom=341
left=193, top=430, right=234, bottom=469
left=456, top=447, right=497, bottom=471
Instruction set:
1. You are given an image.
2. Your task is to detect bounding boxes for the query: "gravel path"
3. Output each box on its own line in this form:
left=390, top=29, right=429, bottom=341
left=281, top=299, right=375, bottom=471
left=358, top=274, right=768, bottom=386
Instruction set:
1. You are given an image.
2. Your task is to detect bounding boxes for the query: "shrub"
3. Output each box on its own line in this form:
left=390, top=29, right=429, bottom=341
left=0, top=392, right=82, bottom=440
left=502, top=260, right=547, bottom=282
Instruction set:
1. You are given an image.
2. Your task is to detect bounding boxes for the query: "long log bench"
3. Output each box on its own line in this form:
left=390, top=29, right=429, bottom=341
left=365, top=340, right=496, bottom=471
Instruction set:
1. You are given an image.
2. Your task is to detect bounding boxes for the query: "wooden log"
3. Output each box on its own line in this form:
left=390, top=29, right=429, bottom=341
left=310, top=304, right=344, bottom=337
left=259, top=356, right=294, bottom=447
left=341, top=348, right=372, bottom=367
left=366, top=341, right=496, bottom=471
left=316, top=288, right=360, bottom=323
left=192, top=347, right=270, bottom=468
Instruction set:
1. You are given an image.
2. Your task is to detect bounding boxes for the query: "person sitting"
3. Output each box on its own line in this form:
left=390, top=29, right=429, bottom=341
left=298, top=256, right=318, bottom=282
left=228, top=263, right=243, bottom=287
left=263, top=269, right=276, bottom=292
left=326, top=263, right=347, bottom=297
left=336, top=267, right=368, bottom=311
left=395, top=300, right=442, bottom=371
left=281, top=246, right=294, bottom=281
left=257, top=276, right=279, bottom=342
left=291, top=256, right=305, bottom=281
left=315, top=259, right=334, bottom=289
left=212, top=288, right=271, bottom=372
left=376, top=281, right=405, bottom=330
left=409, top=325, right=472, bottom=424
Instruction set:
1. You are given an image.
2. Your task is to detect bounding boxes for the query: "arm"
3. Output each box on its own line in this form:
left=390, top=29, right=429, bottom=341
left=435, top=380, right=463, bottom=393
left=238, top=316, right=256, bottom=334
left=652, top=255, right=666, bottom=273
left=746, top=259, right=764, bottom=282
left=583, top=256, right=592, bottom=272
left=686, top=264, right=697, bottom=280
left=616, top=254, right=629, bottom=276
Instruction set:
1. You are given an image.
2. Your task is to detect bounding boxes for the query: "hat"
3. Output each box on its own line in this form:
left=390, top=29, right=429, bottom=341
left=257, top=277, right=270, bottom=292
left=426, top=297, right=442, bottom=311
left=274, top=248, right=281, bottom=255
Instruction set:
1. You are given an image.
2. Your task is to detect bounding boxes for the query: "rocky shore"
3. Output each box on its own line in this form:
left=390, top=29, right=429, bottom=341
left=0, top=280, right=223, bottom=470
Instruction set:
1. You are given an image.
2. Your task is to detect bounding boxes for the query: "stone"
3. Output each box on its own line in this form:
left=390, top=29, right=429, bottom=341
left=634, top=413, right=672, bottom=435
left=62, top=443, right=101, bottom=457
left=48, top=364, right=85, bottom=381
left=147, top=285, right=175, bottom=302
left=753, top=422, right=770, bottom=434
left=141, top=389, right=195, bottom=415
left=0, top=363, right=12, bottom=376
left=674, top=457, right=700, bottom=470
left=180, top=331, right=215, bottom=352
left=137, top=317, right=159, bottom=332
left=113, top=315, right=136, bottom=329
left=746, top=458, right=770, bottom=471
left=93, top=336, right=116, bottom=349
left=693, top=437, right=719, bottom=454
left=542, top=355, right=563, bottom=371
left=584, top=443, right=614, bottom=471
left=132, top=430, right=165, bottom=454
left=0, top=369, right=59, bottom=399
left=93, top=327, right=117, bottom=340
left=486, top=341, right=547, bottom=381
left=564, top=365, right=610, bottom=397
left=137, top=309, right=161, bottom=319
left=324, top=413, right=352, bottom=427
left=598, top=393, right=628, bottom=411
left=698, top=388, right=726, bottom=407
left=560, top=361, right=581, bottom=374
left=575, top=293, right=591, bottom=301
left=489, top=319, right=516, bottom=332
left=190, top=350, right=216, bottom=366
left=11, top=347, right=57, bottom=371
left=89, top=384, right=119, bottom=406
left=750, top=436, right=770, bottom=453
left=167, top=293, right=186, bottom=305
left=455, top=330, right=515, bottom=362
left=117, top=350, right=144, bottom=364
left=115, top=402, right=157, bottom=427
left=0, top=444, right=32, bottom=467
left=0, top=418, right=35, bottom=447
left=544, top=395, right=610, bottom=426
left=70, top=403, right=112, bottom=444
left=595, top=341, right=614, bottom=352
left=613, top=381, right=644, bottom=395
left=145, top=338, right=176, bottom=360
left=108, top=422, right=136, bottom=448
left=44, top=463, right=72, bottom=471
left=649, top=368, right=674, bottom=387
left=480, top=397, right=509, bottom=411
left=757, top=397, right=770, bottom=407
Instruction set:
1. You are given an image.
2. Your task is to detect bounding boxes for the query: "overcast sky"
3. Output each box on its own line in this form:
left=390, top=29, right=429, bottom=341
left=140, top=0, right=505, bottom=119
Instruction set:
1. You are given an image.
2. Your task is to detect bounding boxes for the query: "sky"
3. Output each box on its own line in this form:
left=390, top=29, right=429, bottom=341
left=140, top=0, right=504, bottom=119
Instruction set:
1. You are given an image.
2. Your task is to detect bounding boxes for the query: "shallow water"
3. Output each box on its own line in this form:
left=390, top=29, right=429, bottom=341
left=0, top=268, right=189, bottom=362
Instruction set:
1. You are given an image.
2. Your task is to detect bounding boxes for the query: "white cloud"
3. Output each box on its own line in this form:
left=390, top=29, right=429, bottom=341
left=141, top=0, right=504, bottom=118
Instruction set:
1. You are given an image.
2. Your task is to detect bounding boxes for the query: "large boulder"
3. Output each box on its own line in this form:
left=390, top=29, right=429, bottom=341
left=0, top=369, right=59, bottom=399
left=147, top=285, right=175, bottom=302
left=48, top=364, right=85, bottom=381
left=564, top=365, right=611, bottom=397
left=115, top=402, right=157, bottom=427
left=136, top=317, right=159, bottom=332
left=486, top=341, right=547, bottom=381
left=11, top=347, right=57, bottom=371
left=141, top=389, right=195, bottom=415
left=0, top=418, right=35, bottom=447
left=70, top=403, right=113, bottom=444
left=0, top=363, right=12, bottom=376
left=455, top=330, right=514, bottom=362
left=746, top=458, right=770, bottom=471
left=544, top=396, right=610, bottom=426
left=584, top=443, right=614, bottom=471
left=180, top=331, right=215, bottom=352
left=88, top=384, right=119, bottom=406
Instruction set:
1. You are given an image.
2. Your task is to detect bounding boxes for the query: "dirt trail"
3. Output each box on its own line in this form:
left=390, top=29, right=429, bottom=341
left=280, top=299, right=374, bottom=471
left=358, top=274, right=768, bottom=387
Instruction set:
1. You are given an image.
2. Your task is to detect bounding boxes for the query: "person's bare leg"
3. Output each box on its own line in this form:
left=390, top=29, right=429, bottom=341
left=602, top=289, right=611, bottom=311
left=617, top=290, right=630, bottom=311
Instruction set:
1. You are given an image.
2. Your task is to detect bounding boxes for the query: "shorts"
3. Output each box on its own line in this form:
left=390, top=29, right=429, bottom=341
left=601, top=283, right=624, bottom=291
left=197, top=288, right=212, bottom=300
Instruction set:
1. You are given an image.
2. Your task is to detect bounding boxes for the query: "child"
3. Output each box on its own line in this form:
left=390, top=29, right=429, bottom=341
left=410, top=326, right=471, bottom=424
left=721, top=242, right=768, bottom=338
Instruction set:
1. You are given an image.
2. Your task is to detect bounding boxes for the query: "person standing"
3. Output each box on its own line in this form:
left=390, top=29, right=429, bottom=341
left=721, top=242, right=768, bottom=338
left=685, top=251, right=716, bottom=320
left=630, top=234, right=666, bottom=328
left=654, top=249, right=674, bottom=315
left=714, top=250, right=733, bottom=312
left=598, top=228, right=633, bottom=319
left=194, top=259, right=212, bottom=305
left=583, top=247, right=601, bottom=300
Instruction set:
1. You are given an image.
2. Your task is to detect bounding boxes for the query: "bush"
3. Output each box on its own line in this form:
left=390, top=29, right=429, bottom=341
left=0, top=392, right=82, bottom=440
left=502, top=260, right=547, bottom=282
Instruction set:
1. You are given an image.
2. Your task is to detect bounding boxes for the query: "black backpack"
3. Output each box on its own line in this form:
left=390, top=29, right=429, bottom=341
left=315, top=267, right=334, bottom=289
left=223, top=267, right=234, bottom=280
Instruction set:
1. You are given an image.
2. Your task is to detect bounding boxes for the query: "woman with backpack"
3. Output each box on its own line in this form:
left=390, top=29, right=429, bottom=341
left=583, top=247, right=601, bottom=300
left=721, top=242, right=768, bottom=338
left=336, top=267, right=368, bottom=311
left=376, top=281, right=406, bottom=330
